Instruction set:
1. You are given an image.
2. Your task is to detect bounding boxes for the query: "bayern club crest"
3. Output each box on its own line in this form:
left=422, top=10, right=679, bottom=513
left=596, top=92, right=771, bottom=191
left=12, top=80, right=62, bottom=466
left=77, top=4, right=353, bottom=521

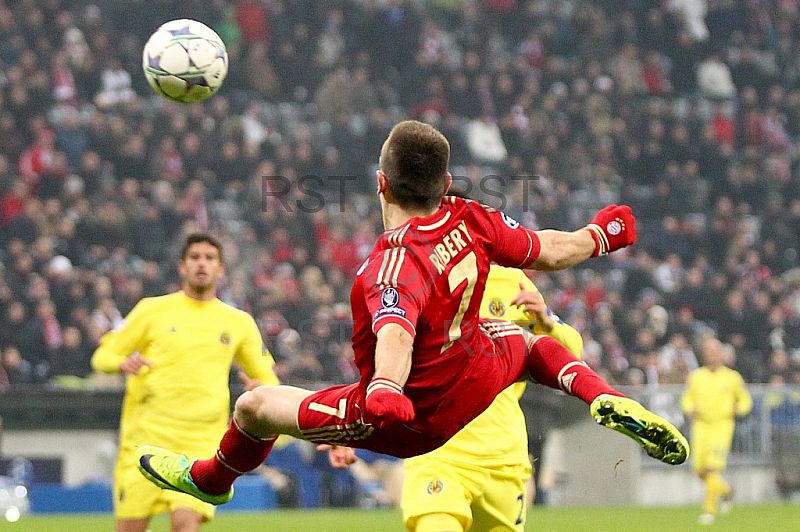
left=606, top=220, right=622, bottom=235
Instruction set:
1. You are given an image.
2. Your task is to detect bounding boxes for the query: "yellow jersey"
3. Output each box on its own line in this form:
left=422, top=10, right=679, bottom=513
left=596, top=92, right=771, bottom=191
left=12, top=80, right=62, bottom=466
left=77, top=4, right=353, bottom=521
left=681, top=366, right=752, bottom=424
left=405, top=266, right=583, bottom=467
left=92, top=291, right=278, bottom=450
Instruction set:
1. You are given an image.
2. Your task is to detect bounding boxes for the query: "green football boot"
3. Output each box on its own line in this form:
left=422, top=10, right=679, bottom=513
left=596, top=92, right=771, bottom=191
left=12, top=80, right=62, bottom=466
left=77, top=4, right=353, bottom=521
left=135, top=445, right=233, bottom=505
left=591, top=394, right=690, bottom=465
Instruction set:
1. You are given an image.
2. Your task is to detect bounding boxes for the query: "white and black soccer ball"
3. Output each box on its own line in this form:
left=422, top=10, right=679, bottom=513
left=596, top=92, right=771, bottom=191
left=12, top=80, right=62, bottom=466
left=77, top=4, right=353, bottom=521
left=142, top=19, right=228, bottom=104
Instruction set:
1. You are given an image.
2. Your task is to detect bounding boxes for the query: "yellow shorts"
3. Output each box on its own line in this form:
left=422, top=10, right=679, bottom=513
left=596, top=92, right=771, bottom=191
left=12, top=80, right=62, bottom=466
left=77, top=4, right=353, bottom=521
left=114, top=444, right=216, bottom=520
left=402, top=457, right=531, bottom=532
left=691, top=420, right=735, bottom=473
left=114, top=409, right=229, bottom=520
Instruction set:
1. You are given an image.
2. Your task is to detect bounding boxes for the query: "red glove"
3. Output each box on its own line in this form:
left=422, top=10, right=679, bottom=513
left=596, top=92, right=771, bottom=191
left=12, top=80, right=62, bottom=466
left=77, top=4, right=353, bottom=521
left=585, top=205, right=637, bottom=257
left=363, top=378, right=415, bottom=429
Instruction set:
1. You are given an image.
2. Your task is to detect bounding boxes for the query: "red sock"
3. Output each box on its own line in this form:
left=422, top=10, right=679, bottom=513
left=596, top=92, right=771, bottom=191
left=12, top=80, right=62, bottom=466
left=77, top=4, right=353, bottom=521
left=526, top=335, right=623, bottom=404
left=190, top=418, right=276, bottom=495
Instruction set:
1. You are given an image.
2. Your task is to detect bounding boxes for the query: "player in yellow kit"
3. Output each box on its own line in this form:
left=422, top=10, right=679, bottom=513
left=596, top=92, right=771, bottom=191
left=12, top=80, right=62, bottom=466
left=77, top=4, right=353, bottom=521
left=91, top=233, right=278, bottom=532
left=401, top=265, right=583, bottom=532
left=681, top=337, right=752, bottom=525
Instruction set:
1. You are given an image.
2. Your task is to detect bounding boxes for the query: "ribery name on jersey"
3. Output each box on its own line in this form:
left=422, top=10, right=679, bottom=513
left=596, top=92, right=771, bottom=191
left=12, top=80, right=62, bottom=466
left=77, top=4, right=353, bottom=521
left=430, top=221, right=474, bottom=274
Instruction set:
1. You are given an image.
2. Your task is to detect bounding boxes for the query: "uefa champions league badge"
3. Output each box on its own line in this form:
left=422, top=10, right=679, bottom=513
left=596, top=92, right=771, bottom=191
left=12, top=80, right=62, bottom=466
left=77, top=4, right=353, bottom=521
left=501, top=212, right=520, bottom=229
left=373, top=287, right=406, bottom=319
left=381, top=287, right=399, bottom=308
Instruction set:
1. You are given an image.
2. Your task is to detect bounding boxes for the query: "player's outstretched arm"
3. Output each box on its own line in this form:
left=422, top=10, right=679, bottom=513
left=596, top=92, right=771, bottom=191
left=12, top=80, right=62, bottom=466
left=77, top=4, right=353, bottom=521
left=532, top=229, right=596, bottom=271
left=364, top=323, right=415, bottom=429
left=533, top=205, right=636, bottom=270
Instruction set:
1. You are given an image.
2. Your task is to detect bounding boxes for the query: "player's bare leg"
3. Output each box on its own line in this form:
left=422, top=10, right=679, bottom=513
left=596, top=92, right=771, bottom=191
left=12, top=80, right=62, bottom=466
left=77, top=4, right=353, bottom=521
left=170, top=508, right=203, bottom=532
left=137, top=385, right=312, bottom=504
left=233, top=384, right=312, bottom=439
left=116, top=518, right=150, bottom=532
left=521, top=331, right=689, bottom=465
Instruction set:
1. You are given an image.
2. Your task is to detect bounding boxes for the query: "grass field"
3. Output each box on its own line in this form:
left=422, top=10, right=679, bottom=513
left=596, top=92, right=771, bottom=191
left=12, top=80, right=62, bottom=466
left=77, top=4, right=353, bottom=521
left=7, top=504, right=800, bottom=532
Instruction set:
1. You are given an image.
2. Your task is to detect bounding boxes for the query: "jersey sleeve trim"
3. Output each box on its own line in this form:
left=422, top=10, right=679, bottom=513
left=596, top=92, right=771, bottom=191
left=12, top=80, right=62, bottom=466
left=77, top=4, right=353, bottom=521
left=515, top=228, right=541, bottom=268
left=518, top=230, right=535, bottom=267
left=372, top=313, right=417, bottom=338
left=366, top=377, right=403, bottom=395
left=585, top=224, right=609, bottom=256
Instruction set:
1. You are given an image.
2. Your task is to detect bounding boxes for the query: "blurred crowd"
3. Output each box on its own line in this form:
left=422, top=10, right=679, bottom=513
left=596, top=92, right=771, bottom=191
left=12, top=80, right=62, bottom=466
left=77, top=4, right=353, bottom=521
left=1, top=0, right=800, bottom=392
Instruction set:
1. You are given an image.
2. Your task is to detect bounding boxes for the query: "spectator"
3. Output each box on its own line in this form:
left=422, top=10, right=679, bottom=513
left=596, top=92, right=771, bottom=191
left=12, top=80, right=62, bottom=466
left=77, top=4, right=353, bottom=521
left=314, top=67, right=355, bottom=123
left=1, top=180, right=29, bottom=227
left=54, top=108, right=89, bottom=171
left=90, top=298, right=123, bottom=336
left=94, top=57, right=136, bottom=109
left=243, top=42, right=280, bottom=97
left=0, top=301, right=45, bottom=378
left=609, top=43, right=646, bottom=96
left=35, top=298, right=62, bottom=352
left=697, top=50, right=736, bottom=100
left=669, top=0, right=709, bottom=42
left=0, top=0, right=796, bottom=389
left=51, top=50, right=78, bottom=107
left=0, top=346, right=33, bottom=390
left=464, top=114, right=508, bottom=164
left=235, top=0, right=270, bottom=46
left=18, top=128, right=59, bottom=191
left=49, top=325, right=90, bottom=379
left=643, top=51, right=672, bottom=96
left=659, top=333, right=699, bottom=380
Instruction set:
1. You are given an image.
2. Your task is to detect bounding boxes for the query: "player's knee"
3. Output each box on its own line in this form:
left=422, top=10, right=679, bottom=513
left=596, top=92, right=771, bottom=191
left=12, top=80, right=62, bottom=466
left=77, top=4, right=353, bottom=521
left=235, top=385, right=288, bottom=426
left=234, top=388, right=266, bottom=422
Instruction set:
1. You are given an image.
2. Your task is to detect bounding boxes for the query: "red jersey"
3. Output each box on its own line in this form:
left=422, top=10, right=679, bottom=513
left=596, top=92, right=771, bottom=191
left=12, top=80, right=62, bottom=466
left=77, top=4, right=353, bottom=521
left=349, top=196, right=541, bottom=441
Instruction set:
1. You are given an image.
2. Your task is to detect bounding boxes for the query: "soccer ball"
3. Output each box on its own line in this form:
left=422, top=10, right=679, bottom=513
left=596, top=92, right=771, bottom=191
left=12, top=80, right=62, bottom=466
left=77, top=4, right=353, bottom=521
left=142, top=19, right=228, bottom=104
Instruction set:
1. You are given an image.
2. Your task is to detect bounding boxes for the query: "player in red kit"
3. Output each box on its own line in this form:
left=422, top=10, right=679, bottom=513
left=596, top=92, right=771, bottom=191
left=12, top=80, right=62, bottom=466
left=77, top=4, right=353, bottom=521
left=136, top=120, right=689, bottom=505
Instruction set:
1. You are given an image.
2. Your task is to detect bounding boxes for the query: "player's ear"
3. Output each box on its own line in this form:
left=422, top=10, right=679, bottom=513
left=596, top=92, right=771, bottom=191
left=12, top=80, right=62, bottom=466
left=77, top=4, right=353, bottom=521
left=376, top=169, right=388, bottom=195
left=444, top=172, right=452, bottom=195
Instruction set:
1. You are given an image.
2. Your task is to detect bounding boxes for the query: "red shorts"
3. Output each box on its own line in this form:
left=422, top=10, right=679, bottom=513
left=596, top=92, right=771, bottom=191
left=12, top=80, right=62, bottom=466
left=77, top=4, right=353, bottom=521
left=297, top=323, right=528, bottom=458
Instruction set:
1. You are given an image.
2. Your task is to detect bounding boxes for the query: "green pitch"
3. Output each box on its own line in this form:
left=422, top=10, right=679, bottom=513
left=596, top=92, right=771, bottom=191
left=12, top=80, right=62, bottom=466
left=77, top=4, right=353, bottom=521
left=10, top=504, right=800, bottom=531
